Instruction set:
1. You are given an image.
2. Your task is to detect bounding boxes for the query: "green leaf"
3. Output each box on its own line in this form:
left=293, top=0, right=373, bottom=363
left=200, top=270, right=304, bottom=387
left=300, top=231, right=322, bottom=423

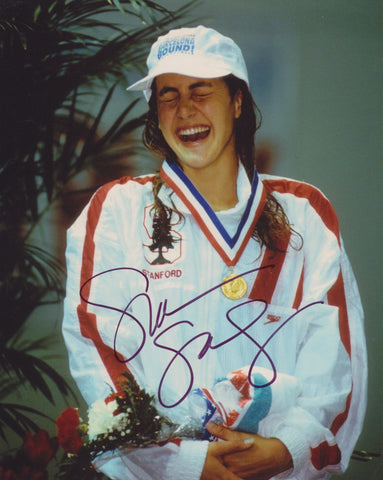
left=0, top=402, right=53, bottom=441
left=137, top=0, right=158, bottom=24
left=95, top=98, right=142, bottom=149
left=34, top=4, right=42, bottom=22
left=0, top=348, right=76, bottom=403
left=0, top=0, right=200, bottom=447
left=76, top=81, right=120, bottom=169
left=110, top=0, right=127, bottom=17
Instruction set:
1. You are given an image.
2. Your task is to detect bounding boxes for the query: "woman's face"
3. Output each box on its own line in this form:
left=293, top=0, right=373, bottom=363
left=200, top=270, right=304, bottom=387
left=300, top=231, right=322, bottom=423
left=156, top=74, right=242, bottom=178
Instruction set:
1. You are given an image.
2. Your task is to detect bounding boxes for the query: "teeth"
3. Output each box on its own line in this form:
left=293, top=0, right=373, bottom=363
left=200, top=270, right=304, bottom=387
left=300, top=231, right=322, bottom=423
left=179, top=126, right=209, bottom=136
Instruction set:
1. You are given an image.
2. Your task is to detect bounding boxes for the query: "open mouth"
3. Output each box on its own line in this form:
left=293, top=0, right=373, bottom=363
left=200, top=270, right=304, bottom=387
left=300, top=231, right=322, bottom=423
left=178, top=126, right=210, bottom=143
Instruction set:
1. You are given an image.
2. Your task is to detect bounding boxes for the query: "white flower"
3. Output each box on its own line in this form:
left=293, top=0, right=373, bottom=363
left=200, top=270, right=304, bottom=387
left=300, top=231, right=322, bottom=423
left=87, top=399, right=130, bottom=440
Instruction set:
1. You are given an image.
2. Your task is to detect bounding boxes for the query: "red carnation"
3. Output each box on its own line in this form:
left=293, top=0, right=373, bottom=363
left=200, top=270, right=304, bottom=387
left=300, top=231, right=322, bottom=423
left=22, top=430, right=58, bottom=469
left=56, top=407, right=84, bottom=454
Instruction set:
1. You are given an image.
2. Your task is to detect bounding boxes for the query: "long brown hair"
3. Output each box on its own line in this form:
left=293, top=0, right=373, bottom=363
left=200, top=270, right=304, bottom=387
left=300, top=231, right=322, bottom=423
left=143, top=75, right=300, bottom=252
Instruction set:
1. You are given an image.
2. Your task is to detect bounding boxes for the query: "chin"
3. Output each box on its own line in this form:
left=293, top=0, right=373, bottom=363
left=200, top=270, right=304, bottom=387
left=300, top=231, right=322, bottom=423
left=178, top=157, right=210, bottom=171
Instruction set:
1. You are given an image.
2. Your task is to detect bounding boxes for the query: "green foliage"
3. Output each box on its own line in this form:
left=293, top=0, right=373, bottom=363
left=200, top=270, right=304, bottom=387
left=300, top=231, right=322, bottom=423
left=115, top=371, right=165, bottom=442
left=0, top=0, right=196, bottom=221
left=56, top=371, right=168, bottom=479
left=0, top=0, right=197, bottom=443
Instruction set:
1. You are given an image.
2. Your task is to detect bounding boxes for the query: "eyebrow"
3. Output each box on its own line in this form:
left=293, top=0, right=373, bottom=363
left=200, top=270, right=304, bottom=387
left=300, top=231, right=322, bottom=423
left=158, top=80, right=213, bottom=97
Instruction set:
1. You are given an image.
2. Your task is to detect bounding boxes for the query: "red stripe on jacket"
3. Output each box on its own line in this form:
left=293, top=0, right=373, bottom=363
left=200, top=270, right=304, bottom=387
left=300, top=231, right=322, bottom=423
left=263, top=178, right=341, bottom=245
left=261, top=178, right=352, bottom=470
left=248, top=234, right=291, bottom=303
left=76, top=175, right=155, bottom=390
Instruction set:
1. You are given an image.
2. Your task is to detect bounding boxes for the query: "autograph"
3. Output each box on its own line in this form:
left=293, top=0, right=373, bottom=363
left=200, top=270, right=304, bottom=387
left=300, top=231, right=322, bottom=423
left=80, top=267, right=321, bottom=408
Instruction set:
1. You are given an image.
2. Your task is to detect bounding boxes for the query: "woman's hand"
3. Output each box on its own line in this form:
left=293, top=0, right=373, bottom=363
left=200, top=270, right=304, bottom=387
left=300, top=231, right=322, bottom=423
left=205, top=422, right=293, bottom=480
left=200, top=433, right=255, bottom=480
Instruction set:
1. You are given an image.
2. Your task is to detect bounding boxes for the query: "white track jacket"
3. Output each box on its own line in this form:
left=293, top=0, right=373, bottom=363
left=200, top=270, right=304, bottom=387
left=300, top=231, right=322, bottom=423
left=63, top=160, right=367, bottom=480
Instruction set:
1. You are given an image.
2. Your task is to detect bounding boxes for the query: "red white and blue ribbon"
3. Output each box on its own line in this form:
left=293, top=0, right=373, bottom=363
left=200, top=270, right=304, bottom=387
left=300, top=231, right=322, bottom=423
left=160, top=159, right=267, bottom=266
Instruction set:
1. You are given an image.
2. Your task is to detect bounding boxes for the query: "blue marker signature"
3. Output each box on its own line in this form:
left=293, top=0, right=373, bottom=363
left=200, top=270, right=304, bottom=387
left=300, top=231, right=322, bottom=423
left=80, top=266, right=321, bottom=408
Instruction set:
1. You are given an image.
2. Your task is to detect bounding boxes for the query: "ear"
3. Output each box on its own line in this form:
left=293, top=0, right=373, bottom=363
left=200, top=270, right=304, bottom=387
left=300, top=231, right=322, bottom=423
left=234, top=89, right=243, bottom=119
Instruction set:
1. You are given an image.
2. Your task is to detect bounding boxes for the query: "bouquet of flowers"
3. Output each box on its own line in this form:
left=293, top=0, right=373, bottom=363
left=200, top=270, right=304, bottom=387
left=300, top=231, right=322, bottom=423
left=55, top=366, right=303, bottom=478
left=55, top=372, right=202, bottom=479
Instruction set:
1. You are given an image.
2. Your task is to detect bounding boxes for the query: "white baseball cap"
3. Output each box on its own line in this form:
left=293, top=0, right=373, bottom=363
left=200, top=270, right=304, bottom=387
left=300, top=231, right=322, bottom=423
left=126, top=25, right=249, bottom=101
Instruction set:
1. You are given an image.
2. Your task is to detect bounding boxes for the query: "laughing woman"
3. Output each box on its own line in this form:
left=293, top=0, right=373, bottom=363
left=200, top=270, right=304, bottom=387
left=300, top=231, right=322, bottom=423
left=63, top=26, right=367, bottom=480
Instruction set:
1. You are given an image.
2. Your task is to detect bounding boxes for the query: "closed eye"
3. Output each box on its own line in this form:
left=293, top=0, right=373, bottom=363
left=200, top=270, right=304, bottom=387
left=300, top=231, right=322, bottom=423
left=193, top=93, right=211, bottom=100
left=159, top=94, right=178, bottom=104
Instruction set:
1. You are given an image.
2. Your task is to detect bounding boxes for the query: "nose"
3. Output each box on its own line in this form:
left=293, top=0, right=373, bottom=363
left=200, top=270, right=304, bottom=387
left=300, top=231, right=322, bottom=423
left=176, top=96, right=195, bottom=119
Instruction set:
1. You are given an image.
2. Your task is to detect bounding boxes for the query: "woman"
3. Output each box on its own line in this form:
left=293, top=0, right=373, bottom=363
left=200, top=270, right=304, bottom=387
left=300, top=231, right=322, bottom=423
left=63, top=25, right=367, bottom=480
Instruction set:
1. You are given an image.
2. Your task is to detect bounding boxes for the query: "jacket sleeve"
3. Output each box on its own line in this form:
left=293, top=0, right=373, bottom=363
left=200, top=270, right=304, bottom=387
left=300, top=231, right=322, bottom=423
left=253, top=187, right=368, bottom=479
left=62, top=184, right=209, bottom=480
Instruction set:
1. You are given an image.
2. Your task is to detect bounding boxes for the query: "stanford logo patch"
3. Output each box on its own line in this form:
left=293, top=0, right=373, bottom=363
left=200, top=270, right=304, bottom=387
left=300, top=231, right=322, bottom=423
left=142, top=204, right=183, bottom=265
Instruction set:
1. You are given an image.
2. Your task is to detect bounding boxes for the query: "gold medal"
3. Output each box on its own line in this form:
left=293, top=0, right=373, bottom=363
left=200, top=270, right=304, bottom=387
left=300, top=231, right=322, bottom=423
left=221, top=273, right=247, bottom=300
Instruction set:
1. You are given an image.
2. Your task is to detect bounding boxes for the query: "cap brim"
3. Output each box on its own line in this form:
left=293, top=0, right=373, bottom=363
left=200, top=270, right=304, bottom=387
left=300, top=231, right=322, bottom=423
left=126, top=56, right=235, bottom=100
left=126, top=75, right=153, bottom=92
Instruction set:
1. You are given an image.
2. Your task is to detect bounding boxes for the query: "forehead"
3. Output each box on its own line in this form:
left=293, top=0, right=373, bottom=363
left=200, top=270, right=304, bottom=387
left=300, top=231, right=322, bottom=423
left=155, top=73, right=226, bottom=92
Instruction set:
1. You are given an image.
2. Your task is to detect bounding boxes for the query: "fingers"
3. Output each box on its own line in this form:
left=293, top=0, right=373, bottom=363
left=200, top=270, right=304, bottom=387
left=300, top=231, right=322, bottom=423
left=207, top=426, right=254, bottom=459
left=201, top=443, right=248, bottom=480
left=209, top=438, right=254, bottom=458
left=206, top=421, right=247, bottom=442
left=201, top=460, right=244, bottom=480
left=203, top=422, right=255, bottom=479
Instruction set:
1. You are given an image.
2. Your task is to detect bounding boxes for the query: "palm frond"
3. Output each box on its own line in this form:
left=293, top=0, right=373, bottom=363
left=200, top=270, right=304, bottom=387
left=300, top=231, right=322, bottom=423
left=94, top=98, right=142, bottom=150
left=0, top=376, right=23, bottom=400
left=0, top=284, right=54, bottom=344
left=54, top=87, right=79, bottom=182
left=0, top=241, right=64, bottom=300
left=0, top=402, right=53, bottom=441
left=0, top=347, right=76, bottom=403
left=108, top=112, right=147, bottom=145
left=1, top=0, right=198, bottom=225
left=22, top=244, right=65, bottom=288
left=7, top=330, right=60, bottom=354
left=75, top=81, right=121, bottom=171
left=0, top=0, right=200, bottom=448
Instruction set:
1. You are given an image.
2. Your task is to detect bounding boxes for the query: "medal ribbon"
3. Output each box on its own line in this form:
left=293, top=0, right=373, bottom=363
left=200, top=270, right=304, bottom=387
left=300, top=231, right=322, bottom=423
left=160, top=159, right=267, bottom=266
